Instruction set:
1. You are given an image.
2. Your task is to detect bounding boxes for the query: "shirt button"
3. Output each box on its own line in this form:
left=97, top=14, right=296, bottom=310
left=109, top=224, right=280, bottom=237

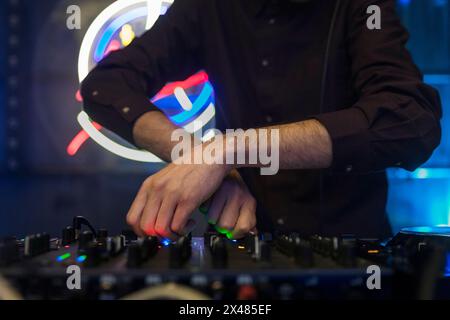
left=261, top=59, right=269, bottom=67
left=345, top=165, right=353, bottom=173
left=92, top=90, right=99, bottom=97
left=122, top=106, right=130, bottom=114
left=265, top=115, right=273, bottom=123
left=269, top=18, right=276, bottom=25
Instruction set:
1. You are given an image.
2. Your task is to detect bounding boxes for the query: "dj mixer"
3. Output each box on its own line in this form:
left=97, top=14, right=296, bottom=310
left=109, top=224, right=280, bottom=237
left=0, top=217, right=449, bottom=300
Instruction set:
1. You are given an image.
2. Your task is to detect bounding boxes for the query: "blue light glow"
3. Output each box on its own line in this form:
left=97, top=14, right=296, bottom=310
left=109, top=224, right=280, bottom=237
left=161, top=239, right=171, bottom=246
left=398, top=0, right=411, bottom=6
left=168, top=82, right=213, bottom=125
left=76, top=255, right=87, bottom=263
left=445, top=253, right=450, bottom=277
left=388, top=168, right=450, bottom=180
left=424, top=74, right=450, bottom=85
left=56, top=253, right=71, bottom=262
left=94, top=7, right=147, bottom=62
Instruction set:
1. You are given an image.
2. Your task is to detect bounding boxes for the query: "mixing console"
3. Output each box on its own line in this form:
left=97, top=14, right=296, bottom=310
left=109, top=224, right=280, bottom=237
left=1, top=217, right=449, bottom=300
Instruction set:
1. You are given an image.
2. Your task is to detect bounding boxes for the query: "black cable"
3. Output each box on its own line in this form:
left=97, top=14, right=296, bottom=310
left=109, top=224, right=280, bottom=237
left=72, top=216, right=97, bottom=238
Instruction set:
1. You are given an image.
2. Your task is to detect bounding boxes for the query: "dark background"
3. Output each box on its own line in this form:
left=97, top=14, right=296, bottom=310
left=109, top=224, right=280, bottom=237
left=0, top=0, right=449, bottom=237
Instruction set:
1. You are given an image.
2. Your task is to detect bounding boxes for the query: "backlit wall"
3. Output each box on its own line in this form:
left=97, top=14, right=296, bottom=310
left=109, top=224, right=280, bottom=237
left=0, top=0, right=449, bottom=235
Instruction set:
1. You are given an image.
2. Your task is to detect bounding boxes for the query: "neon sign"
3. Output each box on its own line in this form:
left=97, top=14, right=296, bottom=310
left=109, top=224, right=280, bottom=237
left=68, top=0, right=216, bottom=162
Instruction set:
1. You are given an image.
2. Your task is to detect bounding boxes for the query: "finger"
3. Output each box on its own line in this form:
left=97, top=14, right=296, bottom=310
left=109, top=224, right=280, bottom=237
left=182, top=219, right=197, bottom=235
left=154, top=194, right=179, bottom=240
left=171, top=201, right=197, bottom=235
left=231, top=201, right=257, bottom=239
left=216, top=198, right=241, bottom=234
left=126, top=185, right=148, bottom=237
left=206, top=190, right=227, bottom=225
left=199, top=198, right=212, bottom=216
left=139, top=193, right=162, bottom=236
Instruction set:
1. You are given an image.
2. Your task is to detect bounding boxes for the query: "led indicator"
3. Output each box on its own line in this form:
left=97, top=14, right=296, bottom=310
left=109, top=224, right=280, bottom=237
left=76, top=255, right=87, bottom=263
left=215, top=226, right=233, bottom=240
left=56, top=253, right=71, bottom=262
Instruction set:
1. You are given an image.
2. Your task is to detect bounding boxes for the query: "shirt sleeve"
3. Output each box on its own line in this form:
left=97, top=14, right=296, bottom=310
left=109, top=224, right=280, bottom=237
left=314, top=0, right=442, bottom=173
left=80, top=0, right=204, bottom=144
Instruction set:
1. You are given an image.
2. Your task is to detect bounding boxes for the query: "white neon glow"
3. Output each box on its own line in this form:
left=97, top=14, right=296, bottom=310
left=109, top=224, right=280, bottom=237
left=78, top=0, right=173, bottom=82
left=174, top=87, right=193, bottom=111
left=78, top=111, right=162, bottom=162
left=183, top=103, right=215, bottom=133
left=146, top=0, right=163, bottom=29
left=76, top=0, right=215, bottom=163
left=77, top=107, right=216, bottom=162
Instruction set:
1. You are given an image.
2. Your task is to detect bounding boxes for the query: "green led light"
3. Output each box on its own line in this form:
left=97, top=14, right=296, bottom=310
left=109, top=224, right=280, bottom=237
left=225, top=231, right=234, bottom=240
left=56, top=253, right=71, bottom=262
left=214, top=226, right=233, bottom=240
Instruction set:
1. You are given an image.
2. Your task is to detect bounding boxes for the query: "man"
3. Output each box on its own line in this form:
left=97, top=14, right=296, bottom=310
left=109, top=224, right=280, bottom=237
left=81, top=0, right=442, bottom=240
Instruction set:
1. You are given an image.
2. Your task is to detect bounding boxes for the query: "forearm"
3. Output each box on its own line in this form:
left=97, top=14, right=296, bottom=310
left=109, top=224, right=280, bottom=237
left=133, top=111, right=186, bottom=162
left=274, top=119, right=333, bottom=170
left=219, top=119, right=332, bottom=171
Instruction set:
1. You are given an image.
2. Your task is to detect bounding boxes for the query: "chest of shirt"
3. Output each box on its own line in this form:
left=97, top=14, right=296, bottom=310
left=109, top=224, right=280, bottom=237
left=199, top=0, right=352, bottom=126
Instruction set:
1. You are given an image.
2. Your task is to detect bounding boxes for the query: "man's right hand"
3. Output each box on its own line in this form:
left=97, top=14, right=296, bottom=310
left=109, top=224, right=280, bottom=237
left=205, top=170, right=257, bottom=239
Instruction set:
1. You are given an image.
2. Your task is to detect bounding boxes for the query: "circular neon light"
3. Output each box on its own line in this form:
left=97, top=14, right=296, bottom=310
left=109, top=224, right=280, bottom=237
left=75, top=0, right=215, bottom=163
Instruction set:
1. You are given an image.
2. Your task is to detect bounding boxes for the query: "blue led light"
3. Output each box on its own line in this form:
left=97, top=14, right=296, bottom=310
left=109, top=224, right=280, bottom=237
left=76, top=255, right=87, bottom=263
left=56, top=253, right=71, bottom=262
left=161, top=239, right=171, bottom=246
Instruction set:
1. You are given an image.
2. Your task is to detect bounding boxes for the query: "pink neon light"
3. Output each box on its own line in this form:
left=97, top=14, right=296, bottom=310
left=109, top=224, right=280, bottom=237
left=75, top=90, right=83, bottom=102
left=153, top=71, right=209, bottom=101
left=67, top=122, right=102, bottom=156
left=104, top=39, right=121, bottom=57
left=68, top=72, right=209, bottom=156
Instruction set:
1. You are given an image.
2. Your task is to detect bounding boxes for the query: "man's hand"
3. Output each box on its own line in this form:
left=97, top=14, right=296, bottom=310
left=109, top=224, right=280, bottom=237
left=206, top=170, right=257, bottom=239
left=126, top=160, right=231, bottom=239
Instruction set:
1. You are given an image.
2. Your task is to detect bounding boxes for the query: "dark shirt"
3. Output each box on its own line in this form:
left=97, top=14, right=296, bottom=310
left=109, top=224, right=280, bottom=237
left=81, top=0, right=442, bottom=238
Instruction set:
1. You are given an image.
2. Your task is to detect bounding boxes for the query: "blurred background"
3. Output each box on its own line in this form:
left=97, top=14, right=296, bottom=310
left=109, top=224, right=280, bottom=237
left=0, top=0, right=449, bottom=238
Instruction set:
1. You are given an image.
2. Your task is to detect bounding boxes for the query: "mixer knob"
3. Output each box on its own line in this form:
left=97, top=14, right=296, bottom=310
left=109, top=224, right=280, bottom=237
left=78, top=230, right=94, bottom=251
left=211, top=237, right=228, bottom=268
left=127, top=243, right=142, bottom=268
left=121, top=229, right=137, bottom=241
left=140, top=236, right=158, bottom=260
left=62, top=226, right=75, bottom=246
left=294, top=240, right=314, bottom=267
left=246, top=235, right=258, bottom=254
left=97, top=229, right=108, bottom=240
left=24, top=235, right=36, bottom=256
left=169, top=245, right=182, bottom=268
left=258, top=241, right=271, bottom=263
left=204, top=231, right=217, bottom=249
left=84, top=242, right=101, bottom=267
left=169, top=236, right=191, bottom=268
left=40, top=233, right=50, bottom=253
left=113, top=235, right=126, bottom=254
left=0, top=237, right=19, bottom=266
left=338, top=243, right=357, bottom=267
